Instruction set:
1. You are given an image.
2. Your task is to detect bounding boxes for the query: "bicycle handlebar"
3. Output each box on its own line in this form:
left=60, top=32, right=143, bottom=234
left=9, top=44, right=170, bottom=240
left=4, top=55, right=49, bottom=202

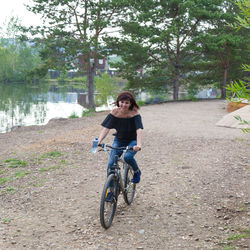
left=98, top=144, right=137, bottom=151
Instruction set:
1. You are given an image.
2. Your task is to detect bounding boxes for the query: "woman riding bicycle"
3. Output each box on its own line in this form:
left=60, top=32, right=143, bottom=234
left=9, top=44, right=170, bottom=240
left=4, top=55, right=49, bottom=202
left=97, top=91, right=143, bottom=184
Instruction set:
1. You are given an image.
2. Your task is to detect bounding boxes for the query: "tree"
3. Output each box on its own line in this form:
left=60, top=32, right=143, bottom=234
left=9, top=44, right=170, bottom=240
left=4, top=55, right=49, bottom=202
left=195, top=0, right=249, bottom=99
left=26, top=0, right=128, bottom=109
left=0, top=46, right=12, bottom=82
left=0, top=16, right=43, bottom=83
left=233, top=0, right=250, bottom=29
left=107, top=0, right=226, bottom=100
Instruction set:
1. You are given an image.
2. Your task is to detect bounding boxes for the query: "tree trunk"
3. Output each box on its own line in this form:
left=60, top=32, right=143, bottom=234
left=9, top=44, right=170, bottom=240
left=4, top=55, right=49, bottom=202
left=87, top=65, right=95, bottom=110
left=173, top=65, right=180, bottom=100
left=221, top=67, right=228, bottom=99
left=173, top=77, right=179, bottom=100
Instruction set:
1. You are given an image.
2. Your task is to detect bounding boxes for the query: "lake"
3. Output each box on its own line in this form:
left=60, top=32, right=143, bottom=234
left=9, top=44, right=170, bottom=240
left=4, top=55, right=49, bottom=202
left=0, top=82, right=219, bottom=133
left=0, top=82, right=114, bottom=133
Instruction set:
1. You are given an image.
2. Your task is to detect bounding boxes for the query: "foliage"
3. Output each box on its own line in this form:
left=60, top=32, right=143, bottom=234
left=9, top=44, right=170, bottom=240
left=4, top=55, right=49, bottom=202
left=137, top=100, right=147, bottom=107
left=56, top=75, right=88, bottom=89
left=233, top=0, right=250, bottom=29
left=226, top=68, right=250, bottom=101
left=234, top=115, right=250, bottom=133
left=0, top=16, right=43, bottom=83
left=194, top=0, right=249, bottom=99
left=94, top=73, right=120, bottom=106
left=71, top=76, right=88, bottom=84
left=226, top=64, right=250, bottom=133
left=26, top=0, right=128, bottom=109
left=226, top=0, right=250, bottom=133
left=106, top=0, right=231, bottom=100
left=0, top=47, right=12, bottom=82
left=57, top=72, right=69, bottom=83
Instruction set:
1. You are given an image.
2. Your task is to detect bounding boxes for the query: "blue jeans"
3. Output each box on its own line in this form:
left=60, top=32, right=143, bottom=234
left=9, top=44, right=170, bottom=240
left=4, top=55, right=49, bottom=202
left=107, top=137, right=139, bottom=176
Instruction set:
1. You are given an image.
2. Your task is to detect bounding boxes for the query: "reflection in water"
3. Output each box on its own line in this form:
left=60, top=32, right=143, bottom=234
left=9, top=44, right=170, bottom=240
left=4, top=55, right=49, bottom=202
left=0, top=82, right=114, bottom=133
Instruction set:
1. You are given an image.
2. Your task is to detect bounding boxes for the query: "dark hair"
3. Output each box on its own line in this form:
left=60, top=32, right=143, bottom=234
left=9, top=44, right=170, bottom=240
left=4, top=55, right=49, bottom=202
left=116, top=91, right=139, bottom=110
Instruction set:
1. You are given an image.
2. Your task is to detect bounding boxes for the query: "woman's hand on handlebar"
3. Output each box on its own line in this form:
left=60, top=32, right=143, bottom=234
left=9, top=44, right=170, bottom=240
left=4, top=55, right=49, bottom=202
left=133, top=145, right=141, bottom=152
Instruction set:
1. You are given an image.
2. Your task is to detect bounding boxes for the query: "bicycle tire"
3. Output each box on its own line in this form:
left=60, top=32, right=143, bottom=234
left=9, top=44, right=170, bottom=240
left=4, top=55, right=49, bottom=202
left=100, top=173, right=118, bottom=229
left=123, top=163, right=136, bottom=205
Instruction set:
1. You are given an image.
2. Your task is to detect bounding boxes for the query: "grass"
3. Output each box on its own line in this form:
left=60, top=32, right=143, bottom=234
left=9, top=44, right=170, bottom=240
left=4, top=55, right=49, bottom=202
left=0, top=170, right=30, bottom=185
left=82, top=110, right=96, bottom=117
left=227, top=233, right=250, bottom=241
left=0, top=169, right=6, bottom=175
left=61, top=159, right=67, bottom=164
left=39, top=165, right=60, bottom=172
left=33, top=182, right=44, bottom=187
left=40, top=151, right=62, bottom=159
left=0, top=177, right=10, bottom=185
left=14, top=171, right=30, bottom=179
left=217, top=228, right=250, bottom=249
left=4, top=158, right=28, bottom=168
left=3, top=218, right=11, bottom=224
left=6, top=187, right=15, bottom=193
left=238, top=205, right=247, bottom=211
left=69, top=112, right=79, bottom=119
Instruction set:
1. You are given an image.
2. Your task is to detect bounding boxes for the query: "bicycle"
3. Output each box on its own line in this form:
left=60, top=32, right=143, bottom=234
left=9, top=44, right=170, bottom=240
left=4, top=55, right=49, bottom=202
left=98, top=143, right=137, bottom=229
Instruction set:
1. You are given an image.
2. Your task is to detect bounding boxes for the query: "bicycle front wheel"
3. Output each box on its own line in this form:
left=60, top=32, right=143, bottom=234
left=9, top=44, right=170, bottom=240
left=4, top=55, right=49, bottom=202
left=100, top=173, right=118, bottom=229
left=123, top=163, right=136, bottom=205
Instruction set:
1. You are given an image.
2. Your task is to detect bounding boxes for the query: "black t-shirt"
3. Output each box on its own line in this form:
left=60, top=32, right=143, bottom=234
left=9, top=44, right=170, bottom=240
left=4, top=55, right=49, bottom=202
left=101, top=113, right=143, bottom=142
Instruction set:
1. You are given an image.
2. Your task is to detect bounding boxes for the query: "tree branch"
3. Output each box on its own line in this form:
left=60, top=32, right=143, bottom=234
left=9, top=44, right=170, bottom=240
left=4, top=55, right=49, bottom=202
left=179, top=19, right=200, bottom=48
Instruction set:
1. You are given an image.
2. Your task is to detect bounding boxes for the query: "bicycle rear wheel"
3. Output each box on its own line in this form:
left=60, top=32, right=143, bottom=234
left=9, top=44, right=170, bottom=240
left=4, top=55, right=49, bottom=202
left=123, top=163, right=136, bottom=205
left=100, top=173, right=118, bottom=229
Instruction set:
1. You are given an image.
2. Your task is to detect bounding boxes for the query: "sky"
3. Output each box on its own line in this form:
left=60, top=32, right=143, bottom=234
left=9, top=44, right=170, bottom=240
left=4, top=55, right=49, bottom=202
left=0, top=0, right=41, bottom=27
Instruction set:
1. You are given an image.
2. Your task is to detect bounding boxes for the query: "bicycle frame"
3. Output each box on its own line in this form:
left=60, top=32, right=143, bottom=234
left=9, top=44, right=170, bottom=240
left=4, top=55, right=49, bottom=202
left=99, top=144, right=132, bottom=195
left=98, top=143, right=137, bottom=229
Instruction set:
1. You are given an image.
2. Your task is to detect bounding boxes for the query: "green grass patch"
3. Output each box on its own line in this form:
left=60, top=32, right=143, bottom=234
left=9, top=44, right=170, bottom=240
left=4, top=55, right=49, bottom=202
left=82, top=110, right=96, bottom=117
left=6, top=187, right=15, bottom=193
left=61, top=159, right=67, bottom=164
left=0, top=169, right=6, bottom=175
left=39, top=166, right=60, bottom=172
left=33, top=182, right=44, bottom=187
left=3, top=218, right=11, bottom=224
left=4, top=158, right=28, bottom=168
left=69, top=112, right=79, bottom=119
left=227, top=233, right=250, bottom=241
left=239, top=228, right=250, bottom=233
left=41, top=151, right=62, bottom=159
left=14, top=171, right=30, bottom=179
left=0, top=177, right=9, bottom=185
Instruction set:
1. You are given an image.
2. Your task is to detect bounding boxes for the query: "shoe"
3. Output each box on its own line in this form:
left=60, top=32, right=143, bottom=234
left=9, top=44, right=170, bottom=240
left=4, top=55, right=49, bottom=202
left=105, top=191, right=114, bottom=202
left=132, top=169, right=141, bottom=184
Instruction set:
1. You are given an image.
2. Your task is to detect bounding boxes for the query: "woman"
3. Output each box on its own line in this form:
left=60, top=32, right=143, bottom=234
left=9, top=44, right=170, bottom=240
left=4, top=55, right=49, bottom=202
left=98, top=91, right=143, bottom=184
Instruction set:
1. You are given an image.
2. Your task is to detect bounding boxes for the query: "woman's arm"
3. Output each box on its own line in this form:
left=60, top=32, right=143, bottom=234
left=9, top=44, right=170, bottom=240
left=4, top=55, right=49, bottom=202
left=134, top=128, right=142, bottom=151
left=98, top=127, right=110, bottom=144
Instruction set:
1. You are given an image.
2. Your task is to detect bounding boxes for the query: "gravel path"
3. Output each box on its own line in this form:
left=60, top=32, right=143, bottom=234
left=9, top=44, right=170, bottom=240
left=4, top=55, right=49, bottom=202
left=0, top=100, right=249, bottom=249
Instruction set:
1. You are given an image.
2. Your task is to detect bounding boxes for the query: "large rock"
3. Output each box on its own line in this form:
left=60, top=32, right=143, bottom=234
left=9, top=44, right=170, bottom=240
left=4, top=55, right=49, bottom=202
left=216, top=105, right=250, bottom=129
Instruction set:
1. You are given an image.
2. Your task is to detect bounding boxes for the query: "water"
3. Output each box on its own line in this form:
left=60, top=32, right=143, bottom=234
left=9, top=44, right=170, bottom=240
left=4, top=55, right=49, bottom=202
left=0, top=82, right=220, bottom=133
left=0, top=82, right=114, bottom=133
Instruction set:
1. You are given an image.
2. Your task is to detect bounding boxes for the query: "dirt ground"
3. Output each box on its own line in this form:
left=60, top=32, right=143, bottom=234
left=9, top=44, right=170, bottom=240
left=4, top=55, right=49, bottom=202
left=0, top=100, right=249, bottom=250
